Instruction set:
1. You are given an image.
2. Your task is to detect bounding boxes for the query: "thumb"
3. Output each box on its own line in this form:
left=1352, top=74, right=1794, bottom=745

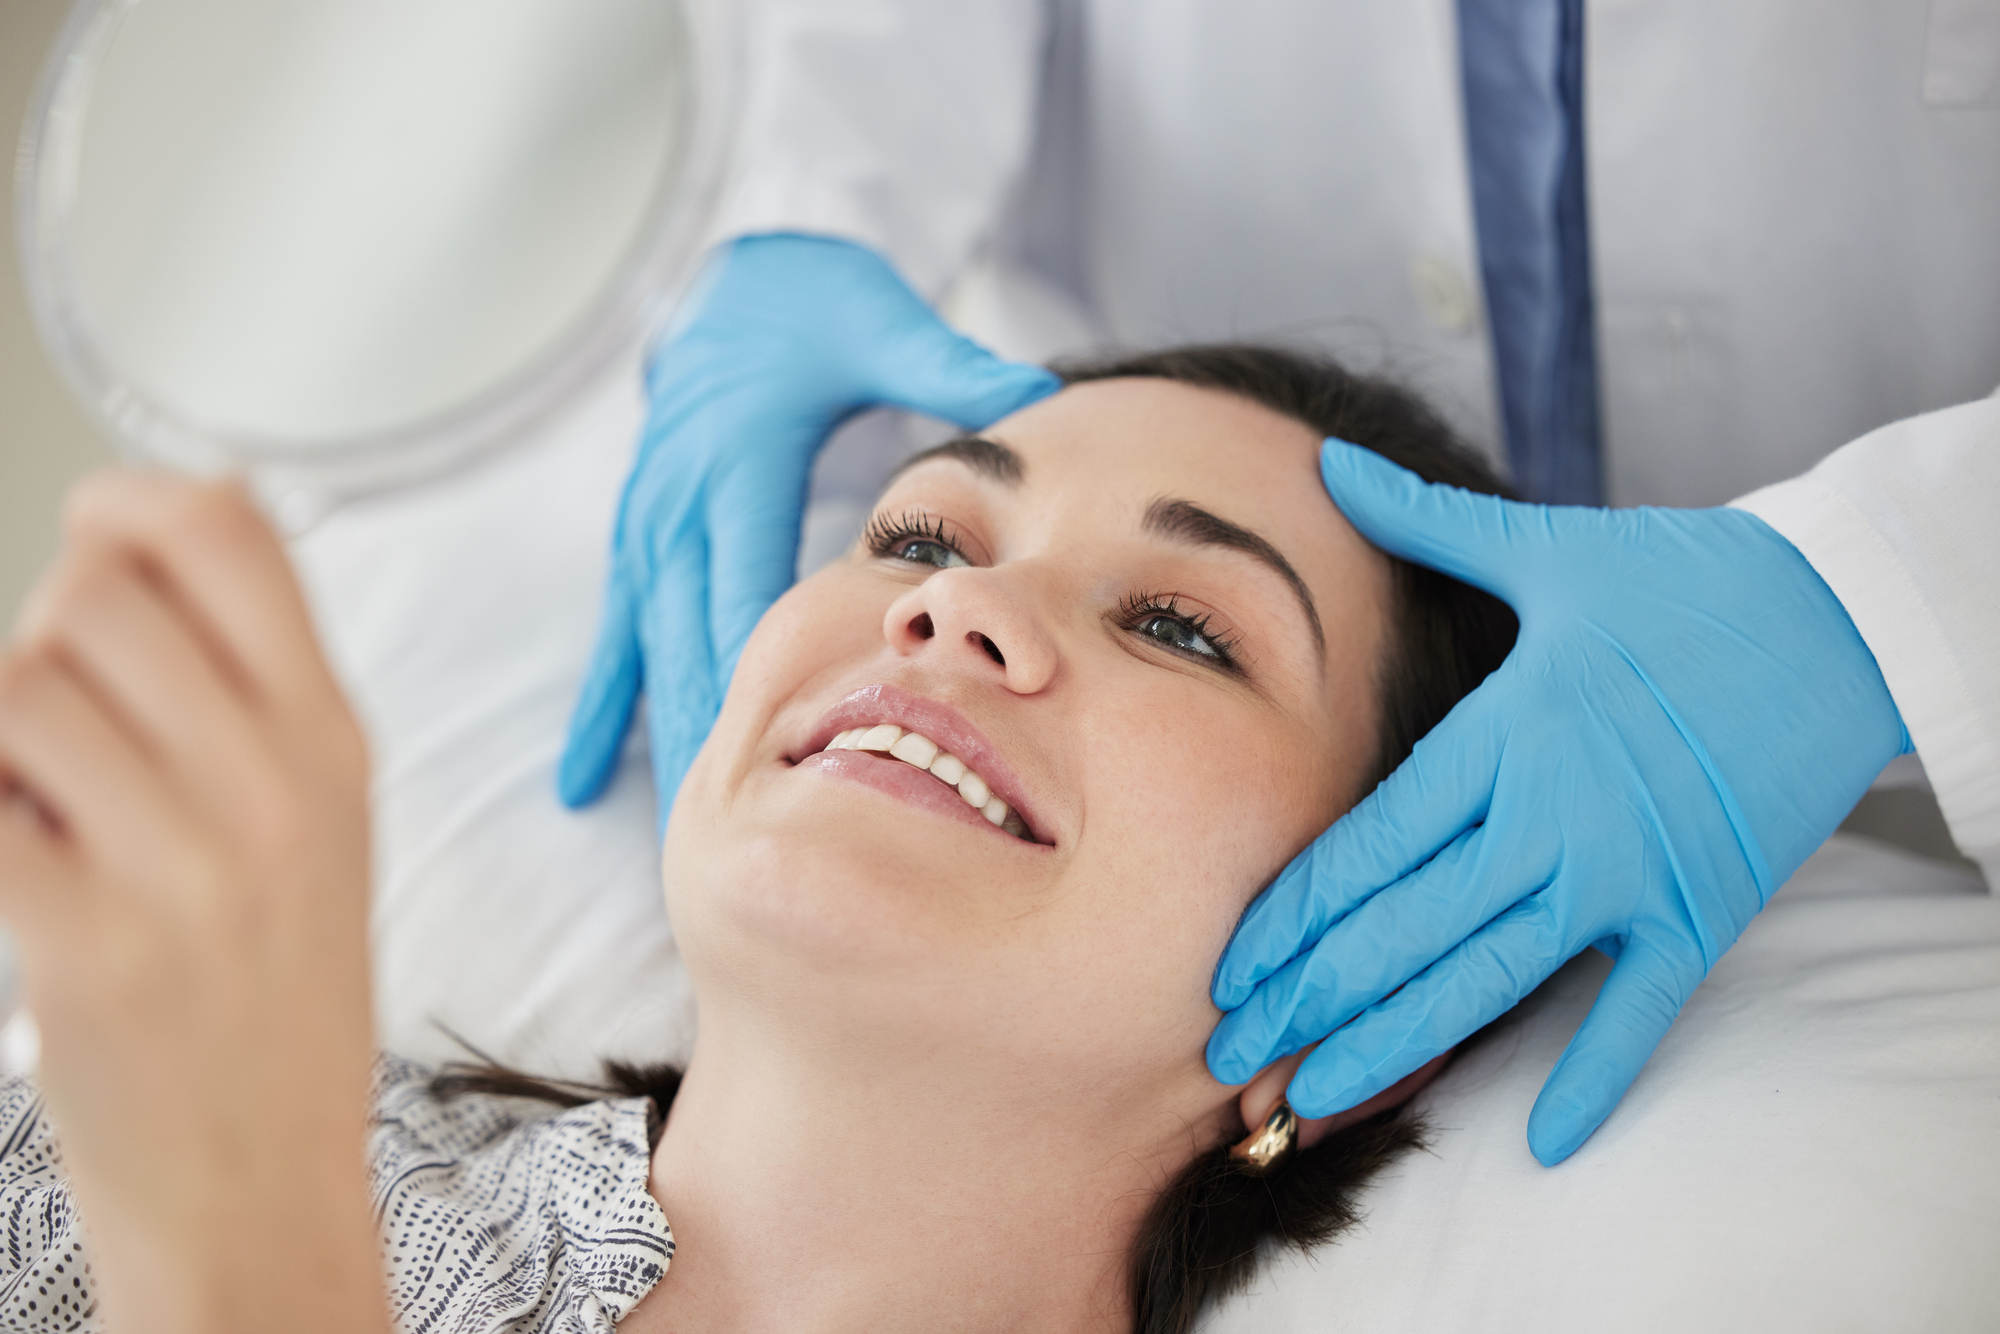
left=1320, top=438, right=1537, bottom=600
left=869, top=321, right=1061, bottom=430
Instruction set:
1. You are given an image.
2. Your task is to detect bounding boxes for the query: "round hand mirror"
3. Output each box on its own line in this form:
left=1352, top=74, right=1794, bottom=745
left=17, top=0, right=733, bottom=511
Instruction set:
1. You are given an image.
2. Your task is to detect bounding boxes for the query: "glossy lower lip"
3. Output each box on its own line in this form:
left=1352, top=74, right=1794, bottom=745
left=799, top=748, right=1045, bottom=846
left=789, top=683, right=1048, bottom=845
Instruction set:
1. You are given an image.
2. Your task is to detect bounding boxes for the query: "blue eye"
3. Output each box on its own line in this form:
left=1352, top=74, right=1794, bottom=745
left=1137, top=611, right=1223, bottom=658
left=890, top=537, right=970, bottom=569
left=1120, top=592, right=1240, bottom=670
left=863, top=509, right=973, bottom=569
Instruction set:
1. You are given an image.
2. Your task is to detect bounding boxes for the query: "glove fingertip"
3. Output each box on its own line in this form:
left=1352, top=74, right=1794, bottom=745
left=1318, top=437, right=1434, bottom=526
left=973, top=363, right=1063, bottom=422
left=1525, top=1091, right=1600, bottom=1167
left=1209, top=944, right=1258, bottom=1009
left=1284, top=1057, right=1355, bottom=1121
left=1204, top=1025, right=1261, bottom=1087
left=557, top=731, right=620, bottom=809
left=1318, top=436, right=1519, bottom=593
left=1208, top=990, right=1294, bottom=1086
left=1209, top=852, right=1320, bottom=1008
left=1319, top=433, right=1409, bottom=484
left=910, top=358, right=1062, bottom=430
left=558, top=618, right=644, bottom=809
left=558, top=672, right=637, bottom=806
left=558, top=665, right=636, bottom=805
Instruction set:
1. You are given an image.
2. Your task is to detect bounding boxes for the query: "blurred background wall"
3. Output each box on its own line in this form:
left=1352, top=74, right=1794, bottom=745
left=3, top=0, right=112, bottom=624
left=0, top=0, right=1971, bottom=871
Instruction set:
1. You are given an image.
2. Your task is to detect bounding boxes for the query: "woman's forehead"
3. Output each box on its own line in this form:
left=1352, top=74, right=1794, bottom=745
left=968, top=379, right=1373, bottom=591
left=991, top=377, right=1326, bottom=491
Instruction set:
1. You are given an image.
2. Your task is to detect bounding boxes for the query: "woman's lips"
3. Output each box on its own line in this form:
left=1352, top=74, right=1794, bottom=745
left=820, top=724, right=1030, bottom=837
left=790, top=683, right=1049, bottom=845
left=798, top=748, right=1046, bottom=846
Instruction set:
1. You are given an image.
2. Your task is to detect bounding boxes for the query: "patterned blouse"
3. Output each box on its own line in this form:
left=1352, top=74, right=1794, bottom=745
left=0, top=1057, right=675, bottom=1332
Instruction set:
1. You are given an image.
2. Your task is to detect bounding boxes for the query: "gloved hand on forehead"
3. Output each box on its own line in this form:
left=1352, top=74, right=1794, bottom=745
left=558, top=233, right=1059, bottom=822
left=1208, top=440, right=1910, bottom=1165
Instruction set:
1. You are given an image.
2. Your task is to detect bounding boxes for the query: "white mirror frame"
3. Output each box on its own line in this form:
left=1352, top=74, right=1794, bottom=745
left=14, top=0, right=739, bottom=509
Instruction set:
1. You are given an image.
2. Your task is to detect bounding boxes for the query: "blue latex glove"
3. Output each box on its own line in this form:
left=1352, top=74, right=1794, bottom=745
left=1208, top=440, right=1909, bottom=1165
left=558, top=234, right=1059, bottom=818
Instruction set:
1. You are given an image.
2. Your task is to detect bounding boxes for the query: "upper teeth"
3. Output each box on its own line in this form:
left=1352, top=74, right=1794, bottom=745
left=824, top=725, right=1032, bottom=840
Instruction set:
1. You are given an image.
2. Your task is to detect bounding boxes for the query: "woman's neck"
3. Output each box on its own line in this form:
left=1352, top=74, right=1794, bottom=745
left=630, top=1018, right=1226, bottom=1334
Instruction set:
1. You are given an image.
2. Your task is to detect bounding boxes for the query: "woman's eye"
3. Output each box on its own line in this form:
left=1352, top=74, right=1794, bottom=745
left=1136, top=612, right=1223, bottom=659
left=1119, top=593, right=1240, bottom=670
left=890, top=538, right=969, bottom=570
left=863, top=511, right=974, bottom=569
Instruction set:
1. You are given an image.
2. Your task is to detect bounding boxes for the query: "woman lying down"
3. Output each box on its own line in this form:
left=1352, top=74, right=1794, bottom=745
left=0, top=345, right=1516, bottom=1334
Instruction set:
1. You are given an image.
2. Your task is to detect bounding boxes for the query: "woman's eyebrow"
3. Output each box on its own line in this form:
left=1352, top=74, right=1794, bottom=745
left=1144, top=498, right=1326, bottom=656
left=887, top=435, right=1025, bottom=486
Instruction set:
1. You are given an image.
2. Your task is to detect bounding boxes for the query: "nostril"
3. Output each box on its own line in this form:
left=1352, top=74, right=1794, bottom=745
left=909, top=613, right=935, bottom=640
left=974, top=633, right=1005, bottom=666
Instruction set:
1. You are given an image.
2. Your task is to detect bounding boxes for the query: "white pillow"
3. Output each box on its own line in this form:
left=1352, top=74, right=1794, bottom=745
left=292, top=351, right=693, bottom=1078
left=293, top=356, right=2000, bottom=1329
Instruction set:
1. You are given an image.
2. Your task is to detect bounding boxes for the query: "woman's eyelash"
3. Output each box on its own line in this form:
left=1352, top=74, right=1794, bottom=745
left=1116, top=590, right=1242, bottom=670
left=862, top=509, right=970, bottom=563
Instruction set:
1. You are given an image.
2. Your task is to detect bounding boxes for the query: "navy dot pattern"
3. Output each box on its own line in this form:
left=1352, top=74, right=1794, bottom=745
left=0, top=1060, right=672, bottom=1334
left=0, top=1078, right=95, bottom=1331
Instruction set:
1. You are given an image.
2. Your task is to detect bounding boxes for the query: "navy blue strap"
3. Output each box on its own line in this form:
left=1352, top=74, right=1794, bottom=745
left=1458, top=0, right=1605, bottom=504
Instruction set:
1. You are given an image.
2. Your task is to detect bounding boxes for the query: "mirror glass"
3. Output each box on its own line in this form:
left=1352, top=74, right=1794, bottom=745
left=31, top=0, right=706, bottom=462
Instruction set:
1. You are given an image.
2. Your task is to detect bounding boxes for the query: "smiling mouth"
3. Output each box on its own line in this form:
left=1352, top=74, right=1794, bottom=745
left=820, top=724, right=1034, bottom=841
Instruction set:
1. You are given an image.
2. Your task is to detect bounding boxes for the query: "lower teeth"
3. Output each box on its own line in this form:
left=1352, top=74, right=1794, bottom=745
left=833, top=730, right=1035, bottom=842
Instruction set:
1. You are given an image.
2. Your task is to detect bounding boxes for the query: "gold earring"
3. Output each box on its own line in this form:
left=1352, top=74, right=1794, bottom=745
left=1229, top=1098, right=1298, bottom=1175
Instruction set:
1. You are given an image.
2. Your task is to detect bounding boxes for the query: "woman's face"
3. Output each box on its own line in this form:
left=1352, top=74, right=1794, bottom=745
left=664, top=377, right=1392, bottom=1121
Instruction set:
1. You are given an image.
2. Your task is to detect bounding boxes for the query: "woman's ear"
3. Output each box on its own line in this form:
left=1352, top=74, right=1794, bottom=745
left=1238, top=1043, right=1452, bottom=1151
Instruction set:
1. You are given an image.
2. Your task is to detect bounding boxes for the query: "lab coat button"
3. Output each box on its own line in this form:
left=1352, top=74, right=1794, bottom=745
left=1409, top=253, right=1478, bottom=335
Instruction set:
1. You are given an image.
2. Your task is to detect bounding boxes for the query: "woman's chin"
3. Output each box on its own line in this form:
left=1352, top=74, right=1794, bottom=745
left=666, top=758, right=1051, bottom=978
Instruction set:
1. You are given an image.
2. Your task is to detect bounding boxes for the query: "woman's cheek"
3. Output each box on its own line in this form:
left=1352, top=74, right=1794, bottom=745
left=1089, top=684, right=1312, bottom=923
left=728, top=566, right=882, bottom=697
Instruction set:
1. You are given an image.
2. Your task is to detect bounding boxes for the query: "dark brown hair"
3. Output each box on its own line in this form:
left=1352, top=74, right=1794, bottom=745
left=1057, top=344, right=1521, bottom=793
left=437, top=343, right=1518, bottom=1334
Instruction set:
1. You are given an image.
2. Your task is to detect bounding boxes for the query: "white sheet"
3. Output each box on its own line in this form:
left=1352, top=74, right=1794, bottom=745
left=293, top=350, right=693, bottom=1077
left=1207, top=834, right=2000, bottom=1331
left=291, top=355, right=2000, bottom=1330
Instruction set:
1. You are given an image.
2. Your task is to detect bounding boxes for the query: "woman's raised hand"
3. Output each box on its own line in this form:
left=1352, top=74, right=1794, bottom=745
left=0, top=471, right=387, bottom=1334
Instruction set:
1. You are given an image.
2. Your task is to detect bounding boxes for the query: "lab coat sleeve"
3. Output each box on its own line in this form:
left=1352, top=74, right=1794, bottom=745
left=1733, top=391, right=2000, bottom=885
left=705, top=0, right=1046, bottom=299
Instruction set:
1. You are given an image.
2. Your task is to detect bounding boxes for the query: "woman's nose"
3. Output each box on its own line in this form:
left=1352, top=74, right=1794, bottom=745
left=882, top=568, right=1058, bottom=693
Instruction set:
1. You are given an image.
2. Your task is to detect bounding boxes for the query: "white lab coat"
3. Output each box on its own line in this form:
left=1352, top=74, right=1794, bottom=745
left=707, top=0, right=2000, bottom=879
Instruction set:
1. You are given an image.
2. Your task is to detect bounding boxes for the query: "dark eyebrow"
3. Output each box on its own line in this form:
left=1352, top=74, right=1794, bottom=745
left=1143, top=497, right=1326, bottom=657
left=887, top=435, right=1025, bottom=487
